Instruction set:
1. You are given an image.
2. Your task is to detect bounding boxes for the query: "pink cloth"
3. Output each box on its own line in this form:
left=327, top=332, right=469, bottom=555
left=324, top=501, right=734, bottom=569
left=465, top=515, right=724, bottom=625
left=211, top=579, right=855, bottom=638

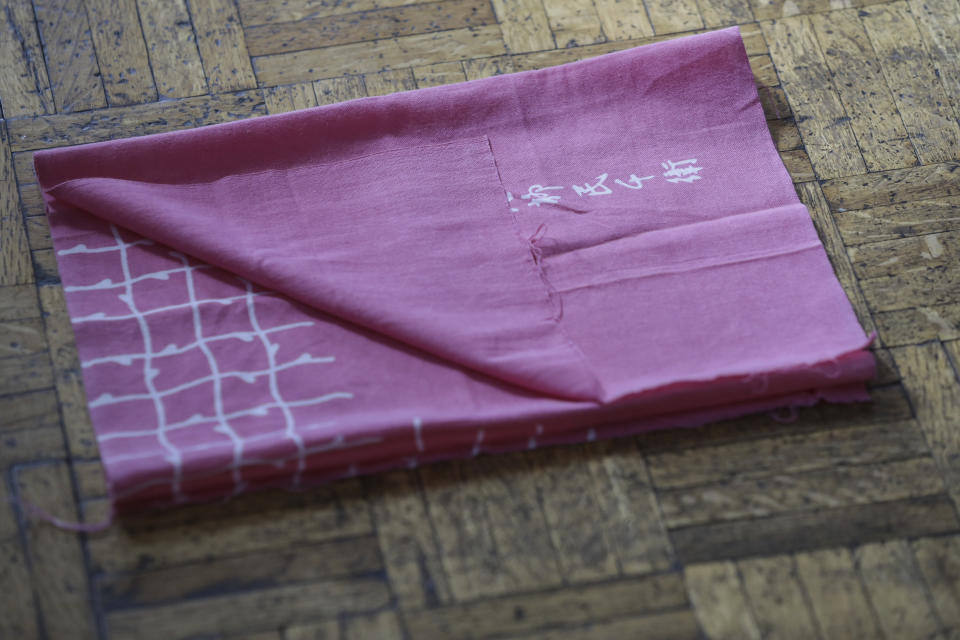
left=36, top=27, right=874, bottom=513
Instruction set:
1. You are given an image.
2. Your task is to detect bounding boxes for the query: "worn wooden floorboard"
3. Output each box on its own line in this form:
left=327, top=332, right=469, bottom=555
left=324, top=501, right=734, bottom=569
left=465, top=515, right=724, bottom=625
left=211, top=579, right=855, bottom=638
left=1, top=0, right=958, bottom=638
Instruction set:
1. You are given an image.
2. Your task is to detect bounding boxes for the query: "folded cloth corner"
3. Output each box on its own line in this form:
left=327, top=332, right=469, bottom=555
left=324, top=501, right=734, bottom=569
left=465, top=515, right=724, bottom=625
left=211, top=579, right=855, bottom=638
left=35, top=26, right=875, bottom=513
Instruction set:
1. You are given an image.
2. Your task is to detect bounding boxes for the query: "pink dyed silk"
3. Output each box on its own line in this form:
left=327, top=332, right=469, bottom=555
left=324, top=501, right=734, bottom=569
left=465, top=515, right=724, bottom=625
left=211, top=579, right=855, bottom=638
left=36, top=27, right=875, bottom=512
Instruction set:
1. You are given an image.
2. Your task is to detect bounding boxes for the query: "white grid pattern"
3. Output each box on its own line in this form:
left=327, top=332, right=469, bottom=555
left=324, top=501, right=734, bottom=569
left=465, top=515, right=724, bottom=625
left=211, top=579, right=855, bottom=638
left=61, top=224, right=365, bottom=504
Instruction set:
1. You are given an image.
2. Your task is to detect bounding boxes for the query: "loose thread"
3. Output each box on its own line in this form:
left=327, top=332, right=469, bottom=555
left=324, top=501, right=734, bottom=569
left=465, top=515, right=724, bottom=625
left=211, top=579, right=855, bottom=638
left=769, top=405, right=799, bottom=424
left=9, top=495, right=114, bottom=534
left=528, top=224, right=564, bottom=321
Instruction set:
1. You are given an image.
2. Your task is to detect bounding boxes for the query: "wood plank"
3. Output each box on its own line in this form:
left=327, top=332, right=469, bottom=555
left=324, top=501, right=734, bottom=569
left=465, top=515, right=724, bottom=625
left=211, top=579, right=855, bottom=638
left=834, top=195, right=960, bottom=246
left=33, top=0, right=107, bottom=112
left=750, top=0, right=873, bottom=20
left=189, top=0, right=258, bottom=92
left=489, top=0, right=554, bottom=53
left=541, top=0, right=605, bottom=48
left=0, top=284, right=40, bottom=321
left=861, top=2, right=960, bottom=165
left=875, top=304, right=960, bottom=346
left=794, top=548, right=884, bottom=640
left=0, top=317, right=47, bottom=358
left=855, top=540, right=946, bottom=639
left=463, top=55, right=516, bottom=80
left=459, top=454, right=564, bottom=592
left=12, top=151, right=36, bottom=185
left=528, top=446, right=620, bottom=582
left=237, top=0, right=421, bottom=26
left=0, top=423, right=67, bottom=466
left=909, top=0, right=960, bottom=121
left=506, top=27, right=768, bottom=73
left=0, top=123, right=33, bottom=286
left=0, top=388, right=59, bottom=432
left=24, top=210, right=51, bottom=250
left=660, top=457, right=944, bottom=528
left=648, top=419, right=928, bottom=489
left=0, top=538, right=40, bottom=639
left=696, top=0, right=754, bottom=28
left=363, top=68, right=417, bottom=97
left=810, top=9, right=917, bottom=172
left=252, top=25, right=507, bottom=86
left=413, top=61, right=467, bottom=88
left=644, top=0, right=704, bottom=34
left=97, top=536, right=382, bottom=609
left=264, top=83, right=318, bottom=114
left=37, top=285, right=98, bottom=458
left=796, top=181, right=879, bottom=339
left=85, top=479, right=372, bottom=574
left=749, top=53, right=777, bottom=87
left=365, top=469, right=452, bottom=608
left=417, top=460, right=519, bottom=600
left=767, top=118, right=802, bottom=151
left=780, top=148, right=814, bottom=182
left=6, top=90, right=266, bottom=150
left=105, top=575, right=390, bottom=640
left=14, top=461, right=98, bottom=639
left=137, top=0, right=208, bottom=99
left=758, top=85, right=792, bottom=120
left=31, top=247, right=59, bottom=285
left=86, top=0, right=158, bottom=105
left=738, top=555, right=821, bottom=640
left=245, top=0, right=496, bottom=56
left=0, top=0, right=54, bottom=116
left=73, top=459, right=108, bottom=500
left=283, top=619, right=339, bottom=640
left=401, top=573, right=689, bottom=639
left=893, top=343, right=960, bottom=509
left=821, top=162, right=960, bottom=212
left=314, top=75, right=368, bottom=105
left=18, top=182, right=43, bottom=217
left=762, top=16, right=866, bottom=178
left=583, top=439, right=674, bottom=574
left=0, top=352, right=53, bottom=396
left=671, top=494, right=960, bottom=563
left=911, top=534, right=960, bottom=634
left=848, top=230, right=958, bottom=280
left=343, top=610, right=404, bottom=640
left=685, top=562, right=761, bottom=639
left=493, top=611, right=701, bottom=640
left=858, top=263, right=958, bottom=312
left=593, top=0, right=653, bottom=40
left=815, top=383, right=912, bottom=427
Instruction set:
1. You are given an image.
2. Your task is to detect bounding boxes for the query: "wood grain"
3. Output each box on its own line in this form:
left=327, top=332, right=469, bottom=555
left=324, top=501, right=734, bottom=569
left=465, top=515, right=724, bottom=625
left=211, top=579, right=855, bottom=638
left=2, top=1, right=960, bottom=638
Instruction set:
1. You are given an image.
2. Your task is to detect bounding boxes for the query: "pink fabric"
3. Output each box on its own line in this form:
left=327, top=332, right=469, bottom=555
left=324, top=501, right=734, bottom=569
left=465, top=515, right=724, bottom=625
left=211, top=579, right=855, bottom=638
left=36, top=27, right=875, bottom=513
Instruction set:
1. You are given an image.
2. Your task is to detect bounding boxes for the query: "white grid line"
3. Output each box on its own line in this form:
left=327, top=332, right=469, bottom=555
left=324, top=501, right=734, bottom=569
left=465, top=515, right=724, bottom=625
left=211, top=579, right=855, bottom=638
left=88, top=353, right=335, bottom=408
left=80, top=322, right=316, bottom=368
left=61, top=224, right=356, bottom=504
left=243, top=278, right=308, bottom=488
left=110, top=225, right=185, bottom=503
left=177, top=251, right=246, bottom=496
left=64, top=265, right=209, bottom=292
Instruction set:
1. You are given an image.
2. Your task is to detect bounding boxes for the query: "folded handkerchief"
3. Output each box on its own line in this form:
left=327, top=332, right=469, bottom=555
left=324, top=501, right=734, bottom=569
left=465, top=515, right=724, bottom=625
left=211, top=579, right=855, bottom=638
left=36, top=26, right=874, bottom=513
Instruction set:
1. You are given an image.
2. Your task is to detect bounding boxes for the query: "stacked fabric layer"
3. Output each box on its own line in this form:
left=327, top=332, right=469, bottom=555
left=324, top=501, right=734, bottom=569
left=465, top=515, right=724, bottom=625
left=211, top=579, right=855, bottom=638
left=36, top=27, right=874, bottom=513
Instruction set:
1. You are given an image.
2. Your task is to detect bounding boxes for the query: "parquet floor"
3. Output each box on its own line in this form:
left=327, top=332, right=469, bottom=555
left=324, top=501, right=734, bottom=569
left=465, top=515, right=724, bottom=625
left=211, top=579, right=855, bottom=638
left=1, top=0, right=959, bottom=638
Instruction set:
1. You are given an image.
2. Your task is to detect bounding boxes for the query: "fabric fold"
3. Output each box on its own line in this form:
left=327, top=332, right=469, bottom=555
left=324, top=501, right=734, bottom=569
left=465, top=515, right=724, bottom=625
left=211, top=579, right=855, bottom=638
left=35, top=26, right=876, bottom=513
left=41, top=138, right=604, bottom=402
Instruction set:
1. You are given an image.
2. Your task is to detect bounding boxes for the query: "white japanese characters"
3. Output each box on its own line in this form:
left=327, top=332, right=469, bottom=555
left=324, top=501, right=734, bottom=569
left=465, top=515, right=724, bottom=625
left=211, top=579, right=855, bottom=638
left=572, top=173, right=613, bottom=197
left=515, top=159, right=702, bottom=209
left=614, top=174, right=656, bottom=190
left=661, top=158, right=703, bottom=183
left=520, top=184, right=564, bottom=207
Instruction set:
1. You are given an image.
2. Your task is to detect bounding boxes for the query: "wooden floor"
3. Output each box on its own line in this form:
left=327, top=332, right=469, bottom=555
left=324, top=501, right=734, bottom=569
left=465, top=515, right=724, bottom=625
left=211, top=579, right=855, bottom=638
left=2, top=0, right=959, bottom=638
